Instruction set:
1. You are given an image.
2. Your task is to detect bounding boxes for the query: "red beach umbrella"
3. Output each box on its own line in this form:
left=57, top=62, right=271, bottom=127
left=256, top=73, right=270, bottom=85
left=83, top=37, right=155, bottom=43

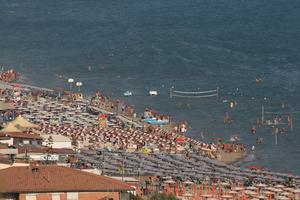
left=176, top=137, right=185, bottom=143
left=246, top=165, right=260, bottom=170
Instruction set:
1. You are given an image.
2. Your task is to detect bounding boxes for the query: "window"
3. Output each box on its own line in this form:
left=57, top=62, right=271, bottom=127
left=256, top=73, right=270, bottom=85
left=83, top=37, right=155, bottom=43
left=67, top=192, right=78, bottom=200
left=25, top=193, right=36, bottom=200
left=52, top=193, right=60, bottom=200
left=23, top=140, right=30, bottom=145
left=31, top=140, right=38, bottom=145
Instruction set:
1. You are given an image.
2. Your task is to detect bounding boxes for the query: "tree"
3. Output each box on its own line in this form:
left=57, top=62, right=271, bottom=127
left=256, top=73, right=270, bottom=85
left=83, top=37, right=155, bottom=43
left=129, top=194, right=144, bottom=200
left=149, top=193, right=179, bottom=200
left=45, top=136, right=53, bottom=164
left=45, top=135, right=54, bottom=148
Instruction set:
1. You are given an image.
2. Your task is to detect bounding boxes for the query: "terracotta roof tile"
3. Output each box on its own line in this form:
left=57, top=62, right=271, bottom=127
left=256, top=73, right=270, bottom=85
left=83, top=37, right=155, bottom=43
left=0, top=165, right=133, bottom=193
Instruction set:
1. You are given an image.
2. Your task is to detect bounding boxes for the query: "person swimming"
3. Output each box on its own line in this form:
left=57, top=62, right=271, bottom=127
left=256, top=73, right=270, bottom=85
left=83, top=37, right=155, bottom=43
left=251, top=126, right=256, bottom=134
left=256, top=137, right=263, bottom=144
left=255, top=77, right=263, bottom=84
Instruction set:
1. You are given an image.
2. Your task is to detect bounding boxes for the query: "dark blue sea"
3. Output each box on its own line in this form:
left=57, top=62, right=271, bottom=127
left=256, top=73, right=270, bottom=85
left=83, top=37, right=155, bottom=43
left=1, top=0, right=300, bottom=174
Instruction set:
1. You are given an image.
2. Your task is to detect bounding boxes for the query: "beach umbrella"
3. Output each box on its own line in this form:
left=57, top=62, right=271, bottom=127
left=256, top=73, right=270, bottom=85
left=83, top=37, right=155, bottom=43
left=164, top=180, right=175, bottom=184
left=245, top=165, right=260, bottom=170
left=176, top=137, right=185, bottom=143
left=263, top=191, right=273, bottom=195
left=293, top=189, right=300, bottom=193
left=244, top=190, right=257, bottom=196
left=221, top=194, right=233, bottom=199
left=220, top=182, right=230, bottom=186
left=281, top=192, right=291, bottom=196
left=276, top=196, right=289, bottom=200
left=246, top=186, right=258, bottom=190
left=257, top=195, right=265, bottom=199
left=183, top=180, right=194, bottom=185
left=272, top=188, right=283, bottom=193
left=256, top=183, right=267, bottom=187
left=232, top=187, right=244, bottom=191
left=201, top=194, right=212, bottom=198
left=14, top=91, right=20, bottom=97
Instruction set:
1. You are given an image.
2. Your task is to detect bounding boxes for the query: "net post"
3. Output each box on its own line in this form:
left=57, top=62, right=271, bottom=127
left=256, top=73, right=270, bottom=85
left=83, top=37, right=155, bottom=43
left=170, top=86, right=174, bottom=98
left=261, top=105, right=264, bottom=125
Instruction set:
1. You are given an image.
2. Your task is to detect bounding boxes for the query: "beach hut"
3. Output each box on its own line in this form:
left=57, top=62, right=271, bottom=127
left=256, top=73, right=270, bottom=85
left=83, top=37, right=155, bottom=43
left=11, top=115, right=39, bottom=129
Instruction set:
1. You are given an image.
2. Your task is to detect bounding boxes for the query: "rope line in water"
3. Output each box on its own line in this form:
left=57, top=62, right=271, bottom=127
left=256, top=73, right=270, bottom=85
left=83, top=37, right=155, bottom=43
left=264, top=111, right=300, bottom=115
left=172, top=89, right=218, bottom=94
left=172, top=93, right=218, bottom=98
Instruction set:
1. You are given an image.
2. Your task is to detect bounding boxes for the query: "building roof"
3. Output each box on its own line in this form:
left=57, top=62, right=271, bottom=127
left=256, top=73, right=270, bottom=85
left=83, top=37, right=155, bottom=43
left=1, top=123, right=22, bottom=133
left=110, top=176, right=140, bottom=183
left=41, top=134, right=71, bottom=143
left=11, top=116, right=39, bottom=129
left=18, top=146, right=75, bottom=155
left=0, top=132, right=42, bottom=140
left=0, top=165, right=133, bottom=193
left=0, top=101, right=15, bottom=111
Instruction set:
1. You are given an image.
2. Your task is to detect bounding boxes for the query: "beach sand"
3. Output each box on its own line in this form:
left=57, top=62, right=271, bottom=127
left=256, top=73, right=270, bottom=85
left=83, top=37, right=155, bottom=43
left=217, top=150, right=247, bottom=164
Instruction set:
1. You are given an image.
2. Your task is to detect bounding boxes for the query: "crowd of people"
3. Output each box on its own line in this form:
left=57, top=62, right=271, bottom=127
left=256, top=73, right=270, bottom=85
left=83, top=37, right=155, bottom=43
left=0, top=84, right=231, bottom=158
left=0, top=71, right=300, bottom=199
left=0, top=68, right=19, bottom=82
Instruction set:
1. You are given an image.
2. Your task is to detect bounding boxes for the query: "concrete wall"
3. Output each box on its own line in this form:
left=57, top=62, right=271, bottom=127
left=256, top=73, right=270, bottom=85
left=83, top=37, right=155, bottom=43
left=0, top=148, right=18, bottom=154
left=0, top=138, right=13, bottom=146
left=42, top=141, right=72, bottom=149
left=52, top=141, right=72, bottom=149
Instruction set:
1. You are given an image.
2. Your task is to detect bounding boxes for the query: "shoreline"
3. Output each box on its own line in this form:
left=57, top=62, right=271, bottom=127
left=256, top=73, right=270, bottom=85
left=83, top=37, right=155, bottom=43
left=0, top=79, right=247, bottom=164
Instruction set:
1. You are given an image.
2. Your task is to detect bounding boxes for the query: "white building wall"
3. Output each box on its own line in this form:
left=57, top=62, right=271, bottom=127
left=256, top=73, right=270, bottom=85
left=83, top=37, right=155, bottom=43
left=42, top=141, right=72, bottom=149
left=0, top=138, right=13, bottom=146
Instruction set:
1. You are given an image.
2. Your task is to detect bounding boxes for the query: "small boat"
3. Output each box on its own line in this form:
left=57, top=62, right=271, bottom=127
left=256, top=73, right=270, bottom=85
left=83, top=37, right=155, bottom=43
left=149, top=90, right=158, bottom=96
left=143, top=118, right=169, bottom=125
left=123, top=91, right=132, bottom=97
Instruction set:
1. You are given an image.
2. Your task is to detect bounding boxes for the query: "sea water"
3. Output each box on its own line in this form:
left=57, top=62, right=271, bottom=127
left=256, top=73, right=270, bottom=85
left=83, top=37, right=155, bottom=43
left=1, top=0, right=300, bottom=174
